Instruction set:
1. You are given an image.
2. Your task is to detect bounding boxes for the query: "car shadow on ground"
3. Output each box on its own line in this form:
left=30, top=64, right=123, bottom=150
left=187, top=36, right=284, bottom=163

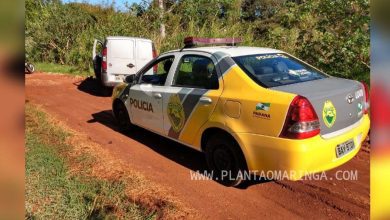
left=74, top=76, right=112, bottom=97
left=89, top=110, right=271, bottom=189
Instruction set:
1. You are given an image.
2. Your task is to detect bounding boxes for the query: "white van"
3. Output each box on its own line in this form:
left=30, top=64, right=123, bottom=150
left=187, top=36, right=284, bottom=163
left=93, top=36, right=156, bottom=87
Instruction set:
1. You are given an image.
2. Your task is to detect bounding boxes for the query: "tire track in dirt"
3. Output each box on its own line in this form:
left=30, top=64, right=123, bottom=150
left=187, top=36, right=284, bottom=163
left=273, top=181, right=367, bottom=218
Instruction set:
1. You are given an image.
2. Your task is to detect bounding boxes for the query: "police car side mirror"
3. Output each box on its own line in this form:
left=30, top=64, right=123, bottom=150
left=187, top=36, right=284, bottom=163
left=125, top=74, right=136, bottom=84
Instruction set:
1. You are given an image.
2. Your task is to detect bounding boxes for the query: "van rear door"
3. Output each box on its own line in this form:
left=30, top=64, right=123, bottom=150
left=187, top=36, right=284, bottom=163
left=92, top=39, right=103, bottom=79
left=107, top=39, right=137, bottom=77
left=92, top=39, right=102, bottom=60
left=135, top=39, right=153, bottom=71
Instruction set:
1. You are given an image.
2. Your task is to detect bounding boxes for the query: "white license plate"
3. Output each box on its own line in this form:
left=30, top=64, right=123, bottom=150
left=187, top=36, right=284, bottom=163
left=115, top=75, right=124, bottom=81
left=335, top=139, right=355, bottom=158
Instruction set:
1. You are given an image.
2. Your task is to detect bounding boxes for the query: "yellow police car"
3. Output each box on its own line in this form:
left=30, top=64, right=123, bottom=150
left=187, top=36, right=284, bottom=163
left=112, top=37, right=370, bottom=186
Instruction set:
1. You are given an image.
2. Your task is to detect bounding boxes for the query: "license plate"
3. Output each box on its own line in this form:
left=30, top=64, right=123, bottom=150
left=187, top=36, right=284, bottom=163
left=115, top=75, right=124, bottom=81
left=335, top=139, right=355, bottom=158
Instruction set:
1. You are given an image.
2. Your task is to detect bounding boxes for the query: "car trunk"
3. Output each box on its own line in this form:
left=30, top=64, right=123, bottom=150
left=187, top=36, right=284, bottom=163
left=272, top=77, right=365, bottom=136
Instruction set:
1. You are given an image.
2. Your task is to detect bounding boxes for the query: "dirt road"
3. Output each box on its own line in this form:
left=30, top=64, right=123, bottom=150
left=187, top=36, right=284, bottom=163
left=26, top=73, right=370, bottom=219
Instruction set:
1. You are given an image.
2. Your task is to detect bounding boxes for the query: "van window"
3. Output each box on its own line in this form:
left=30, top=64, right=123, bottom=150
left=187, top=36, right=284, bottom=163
left=173, top=55, right=219, bottom=89
left=110, top=40, right=134, bottom=59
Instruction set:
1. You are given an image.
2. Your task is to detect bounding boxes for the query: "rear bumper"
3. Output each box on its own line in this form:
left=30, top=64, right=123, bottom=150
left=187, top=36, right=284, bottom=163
left=234, top=114, right=370, bottom=180
left=101, top=73, right=126, bottom=87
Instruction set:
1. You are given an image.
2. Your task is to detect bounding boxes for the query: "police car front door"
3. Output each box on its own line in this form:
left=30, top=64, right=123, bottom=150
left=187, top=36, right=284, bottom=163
left=129, top=84, right=164, bottom=133
left=128, top=56, right=175, bottom=134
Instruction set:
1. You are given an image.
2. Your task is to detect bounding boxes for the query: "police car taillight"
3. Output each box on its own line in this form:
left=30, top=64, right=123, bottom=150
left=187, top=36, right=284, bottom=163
left=102, top=47, right=107, bottom=72
left=280, top=96, right=320, bottom=139
left=361, top=81, right=370, bottom=114
left=183, top=37, right=242, bottom=48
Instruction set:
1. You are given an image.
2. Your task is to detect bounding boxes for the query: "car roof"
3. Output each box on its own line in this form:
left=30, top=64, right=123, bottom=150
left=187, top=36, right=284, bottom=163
left=164, top=46, right=284, bottom=57
left=106, top=36, right=152, bottom=42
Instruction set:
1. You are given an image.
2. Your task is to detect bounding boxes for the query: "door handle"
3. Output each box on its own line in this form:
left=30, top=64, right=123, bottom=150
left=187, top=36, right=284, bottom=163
left=127, top=63, right=135, bottom=68
left=153, top=93, right=162, bottom=99
left=199, top=97, right=212, bottom=104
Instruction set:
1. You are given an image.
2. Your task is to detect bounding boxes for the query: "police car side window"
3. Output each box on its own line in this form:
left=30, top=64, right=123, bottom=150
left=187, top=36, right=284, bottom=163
left=173, top=55, right=219, bottom=90
left=139, top=56, right=174, bottom=86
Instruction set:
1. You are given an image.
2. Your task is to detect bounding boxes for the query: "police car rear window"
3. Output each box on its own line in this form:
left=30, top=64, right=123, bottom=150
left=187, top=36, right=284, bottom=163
left=232, top=53, right=328, bottom=88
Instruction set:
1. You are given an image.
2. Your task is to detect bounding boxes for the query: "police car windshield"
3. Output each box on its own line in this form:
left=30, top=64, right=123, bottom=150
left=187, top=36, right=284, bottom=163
left=232, top=53, right=328, bottom=88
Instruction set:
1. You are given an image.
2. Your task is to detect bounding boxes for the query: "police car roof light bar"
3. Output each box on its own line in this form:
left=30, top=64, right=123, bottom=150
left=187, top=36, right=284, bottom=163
left=182, top=37, right=243, bottom=49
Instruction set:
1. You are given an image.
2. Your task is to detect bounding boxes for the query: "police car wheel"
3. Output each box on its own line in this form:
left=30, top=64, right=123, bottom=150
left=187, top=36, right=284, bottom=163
left=114, top=102, right=132, bottom=132
left=205, top=133, right=247, bottom=187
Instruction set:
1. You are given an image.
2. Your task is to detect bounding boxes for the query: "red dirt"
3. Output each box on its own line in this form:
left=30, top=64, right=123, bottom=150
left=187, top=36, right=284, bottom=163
left=26, top=73, right=370, bottom=219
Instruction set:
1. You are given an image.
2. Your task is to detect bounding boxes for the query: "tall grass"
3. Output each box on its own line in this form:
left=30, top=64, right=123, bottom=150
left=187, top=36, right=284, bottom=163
left=34, top=62, right=93, bottom=76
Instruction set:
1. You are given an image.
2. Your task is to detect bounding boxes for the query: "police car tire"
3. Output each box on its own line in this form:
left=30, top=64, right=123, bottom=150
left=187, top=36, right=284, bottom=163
left=205, top=133, right=247, bottom=187
left=114, top=102, right=132, bottom=132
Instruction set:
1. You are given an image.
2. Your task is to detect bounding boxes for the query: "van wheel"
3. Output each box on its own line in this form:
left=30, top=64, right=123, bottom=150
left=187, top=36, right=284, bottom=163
left=205, top=133, right=248, bottom=187
left=114, top=102, right=132, bottom=132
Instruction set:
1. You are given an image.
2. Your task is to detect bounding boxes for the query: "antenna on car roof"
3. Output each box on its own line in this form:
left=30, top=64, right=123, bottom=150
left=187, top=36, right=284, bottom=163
left=180, top=37, right=242, bottom=52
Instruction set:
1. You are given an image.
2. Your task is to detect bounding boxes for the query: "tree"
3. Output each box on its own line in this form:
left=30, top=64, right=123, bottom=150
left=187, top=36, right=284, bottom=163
left=159, top=0, right=166, bottom=39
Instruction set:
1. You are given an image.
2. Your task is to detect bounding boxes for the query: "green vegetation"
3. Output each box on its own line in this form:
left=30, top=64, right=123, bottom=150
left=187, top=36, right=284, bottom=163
left=25, top=104, right=151, bottom=219
left=35, top=62, right=93, bottom=76
left=25, top=0, right=369, bottom=84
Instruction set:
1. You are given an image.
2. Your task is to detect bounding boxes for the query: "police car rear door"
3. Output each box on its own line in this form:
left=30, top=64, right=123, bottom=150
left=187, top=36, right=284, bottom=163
left=162, top=52, right=223, bottom=145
